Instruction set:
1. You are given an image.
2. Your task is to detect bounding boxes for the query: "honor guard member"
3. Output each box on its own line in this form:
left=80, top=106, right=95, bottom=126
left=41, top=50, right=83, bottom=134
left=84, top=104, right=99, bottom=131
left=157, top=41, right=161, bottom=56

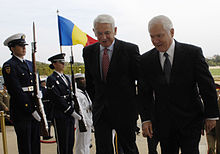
left=74, top=73, right=93, bottom=154
left=46, top=53, right=81, bottom=154
left=2, top=33, right=41, bottom=154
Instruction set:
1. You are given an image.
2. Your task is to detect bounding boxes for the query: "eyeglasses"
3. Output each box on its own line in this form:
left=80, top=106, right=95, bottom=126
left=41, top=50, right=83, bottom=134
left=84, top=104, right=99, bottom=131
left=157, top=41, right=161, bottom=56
left=96, top=31, right=112, bottom=37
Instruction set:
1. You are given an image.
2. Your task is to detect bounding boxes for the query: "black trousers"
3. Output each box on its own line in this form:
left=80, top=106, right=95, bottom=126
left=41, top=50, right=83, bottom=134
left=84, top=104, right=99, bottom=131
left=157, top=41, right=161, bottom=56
left=14, top=119, right=40, bottom=154
left=159, top=126, right=201, bottom=154
left=94, top=114, right=139, bottom=154
left=114, top=138, right=124, bottom=154
left=147, top=129, right=159, bottom=154
left=54, top=117, right=75, bottom=154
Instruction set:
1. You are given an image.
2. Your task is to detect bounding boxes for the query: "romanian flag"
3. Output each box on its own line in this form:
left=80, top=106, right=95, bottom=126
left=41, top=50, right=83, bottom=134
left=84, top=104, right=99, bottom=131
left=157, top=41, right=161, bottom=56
left=58, top=15, right=97, bottom=47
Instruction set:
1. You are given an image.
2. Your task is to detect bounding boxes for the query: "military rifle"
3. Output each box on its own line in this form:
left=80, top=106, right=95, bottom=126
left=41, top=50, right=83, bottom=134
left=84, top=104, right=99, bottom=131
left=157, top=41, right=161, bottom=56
left=31, top=22, right=49, bottom=136
left=70, top=46, right=87, bottom=132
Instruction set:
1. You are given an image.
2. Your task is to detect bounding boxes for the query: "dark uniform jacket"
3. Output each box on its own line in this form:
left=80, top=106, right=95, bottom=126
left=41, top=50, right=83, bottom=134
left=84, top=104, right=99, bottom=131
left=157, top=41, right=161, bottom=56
left=83, top=38, right=140, bottom=127
left=46, top=71, right=74, bottom=121
left=139, top=41, right=220, bottom=138
left=2, top=56, right=36, bottom=122
left=41, top=86, right=54, bottom=121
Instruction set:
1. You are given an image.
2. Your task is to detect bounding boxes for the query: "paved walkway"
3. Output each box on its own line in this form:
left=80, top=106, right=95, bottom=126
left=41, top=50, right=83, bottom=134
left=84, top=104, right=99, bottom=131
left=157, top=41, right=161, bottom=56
left=0, top=125, right=208, bottom=154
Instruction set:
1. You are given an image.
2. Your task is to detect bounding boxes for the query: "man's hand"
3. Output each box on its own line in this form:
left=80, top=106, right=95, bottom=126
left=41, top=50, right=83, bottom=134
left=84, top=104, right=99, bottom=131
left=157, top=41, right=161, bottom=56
left=36, top=91, right=43, bottom=99
left=142, top=121, right=153, bottom=138
left=71, top=111, right=81, bottom=120
left=205, top=119, right=216, bottom=133
left=5, top=107, right=9, bottom=112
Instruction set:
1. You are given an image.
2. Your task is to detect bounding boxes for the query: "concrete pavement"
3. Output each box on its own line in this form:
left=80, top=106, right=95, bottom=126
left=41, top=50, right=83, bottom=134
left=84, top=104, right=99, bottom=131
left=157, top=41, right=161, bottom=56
left=0, top=124, right=208, bottom=154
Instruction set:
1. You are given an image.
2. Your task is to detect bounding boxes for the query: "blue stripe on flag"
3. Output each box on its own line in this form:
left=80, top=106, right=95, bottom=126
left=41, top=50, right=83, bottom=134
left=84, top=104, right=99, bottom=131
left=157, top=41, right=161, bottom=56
left=58, top=15, right=74, bottom=46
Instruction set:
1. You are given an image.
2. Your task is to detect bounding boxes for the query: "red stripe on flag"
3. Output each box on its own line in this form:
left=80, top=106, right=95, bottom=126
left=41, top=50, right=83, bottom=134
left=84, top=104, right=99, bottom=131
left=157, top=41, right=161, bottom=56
left=86, top=34, right=98, bottom=46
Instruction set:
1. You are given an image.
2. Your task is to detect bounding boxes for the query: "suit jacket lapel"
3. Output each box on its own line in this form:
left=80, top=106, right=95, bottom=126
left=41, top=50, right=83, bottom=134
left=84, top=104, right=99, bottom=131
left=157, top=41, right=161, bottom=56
left=154, top=49, right=163, bottom=74
left=153, top=49, right=167, bottom=84
left=170, top=41, right=185, bottom=82
left=94, top=43, right=102, bottom=81
left=106, top=39, right=120, bottom=81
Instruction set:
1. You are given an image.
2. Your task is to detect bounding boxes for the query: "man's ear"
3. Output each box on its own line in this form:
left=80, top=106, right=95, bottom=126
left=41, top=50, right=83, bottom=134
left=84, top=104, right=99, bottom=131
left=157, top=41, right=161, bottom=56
left=170, top=28, right=174, bottom=37
left=93, top=28, right=97, bottom=37
left=114, top=27, right=117, bottom=35
left=10, top=46, right=15, bottom=53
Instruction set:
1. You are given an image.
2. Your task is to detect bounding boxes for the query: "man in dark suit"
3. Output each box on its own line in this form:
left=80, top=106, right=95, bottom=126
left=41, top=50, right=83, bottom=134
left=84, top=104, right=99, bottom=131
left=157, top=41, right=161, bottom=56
left=139, top=15, right=219, bottom=154
left=46, top=53, right=81, bottom=154
left=2, top=33, right=41, bottom=154
left=83, top=14, right=140, bottom=154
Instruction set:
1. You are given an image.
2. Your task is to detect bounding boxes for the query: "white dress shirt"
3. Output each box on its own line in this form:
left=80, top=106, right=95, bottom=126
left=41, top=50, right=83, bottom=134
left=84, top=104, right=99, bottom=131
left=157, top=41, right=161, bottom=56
left=159, top=39, right=175, bottom=69
left=14, top=55, right=25, bottom=62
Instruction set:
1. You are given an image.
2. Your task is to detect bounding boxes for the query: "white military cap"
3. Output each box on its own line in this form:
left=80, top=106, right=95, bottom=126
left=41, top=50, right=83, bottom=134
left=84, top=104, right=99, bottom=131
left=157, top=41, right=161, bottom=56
left=48, top=53, right=66, bottom=69
left=3, top=33, right=28, bottom=47
left=40, top=77, right=47, bottom=82
left=75, top=73, right=85, bottom=79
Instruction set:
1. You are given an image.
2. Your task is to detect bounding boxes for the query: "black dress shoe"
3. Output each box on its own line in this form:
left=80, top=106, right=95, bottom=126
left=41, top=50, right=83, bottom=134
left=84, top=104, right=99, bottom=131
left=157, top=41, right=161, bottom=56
left=43, top=136, right=53, bottom=140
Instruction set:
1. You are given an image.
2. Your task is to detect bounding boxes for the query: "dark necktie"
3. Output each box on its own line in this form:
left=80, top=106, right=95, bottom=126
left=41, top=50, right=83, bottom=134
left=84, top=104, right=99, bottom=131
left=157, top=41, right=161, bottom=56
left=163, top=52, right=171, bottom=83
left=61, top=74, right=68, bottom=86
left=23, top=60, right=29, bottom=69
left=102, top=48, right=109, bottom=81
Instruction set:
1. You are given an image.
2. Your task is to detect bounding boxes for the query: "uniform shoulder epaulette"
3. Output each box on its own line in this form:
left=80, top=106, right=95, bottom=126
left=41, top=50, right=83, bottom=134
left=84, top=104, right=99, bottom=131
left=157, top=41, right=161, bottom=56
left=3, top=63, right=11, bottom=74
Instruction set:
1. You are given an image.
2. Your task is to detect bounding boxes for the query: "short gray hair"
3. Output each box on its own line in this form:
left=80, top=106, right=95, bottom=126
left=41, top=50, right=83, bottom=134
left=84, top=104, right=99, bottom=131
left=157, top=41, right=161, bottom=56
left=148, top=15, right=173, bottom=33
left=93, top=14, right=115, bottom=31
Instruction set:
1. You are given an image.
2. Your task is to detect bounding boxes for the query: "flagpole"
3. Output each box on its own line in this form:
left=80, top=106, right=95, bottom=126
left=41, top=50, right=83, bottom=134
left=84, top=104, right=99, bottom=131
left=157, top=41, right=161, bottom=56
left=57, top=9, right=62, bottom=53
left=70, top=45, right=74, bottom=81
left=70, top=45, right=76, bottom=93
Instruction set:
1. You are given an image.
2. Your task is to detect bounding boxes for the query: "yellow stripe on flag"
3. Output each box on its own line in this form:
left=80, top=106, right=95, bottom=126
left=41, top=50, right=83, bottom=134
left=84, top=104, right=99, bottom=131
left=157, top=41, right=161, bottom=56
left=72, top=25, right=88, bottom=46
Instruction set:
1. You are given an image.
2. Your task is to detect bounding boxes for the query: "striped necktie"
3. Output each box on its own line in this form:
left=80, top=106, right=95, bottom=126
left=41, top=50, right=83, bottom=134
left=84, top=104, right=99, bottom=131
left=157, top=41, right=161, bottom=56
left=102, top=48, right=109, bottom=81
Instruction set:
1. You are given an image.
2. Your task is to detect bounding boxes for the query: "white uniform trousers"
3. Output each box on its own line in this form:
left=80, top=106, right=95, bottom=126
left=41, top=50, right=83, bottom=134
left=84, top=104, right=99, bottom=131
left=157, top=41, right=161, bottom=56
left=75, top=123, right=91, bottom=154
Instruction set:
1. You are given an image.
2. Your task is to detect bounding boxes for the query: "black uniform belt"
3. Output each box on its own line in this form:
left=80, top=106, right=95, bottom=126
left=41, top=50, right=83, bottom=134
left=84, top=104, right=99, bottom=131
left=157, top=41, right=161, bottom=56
left=22, top=86, right=34, bottom=92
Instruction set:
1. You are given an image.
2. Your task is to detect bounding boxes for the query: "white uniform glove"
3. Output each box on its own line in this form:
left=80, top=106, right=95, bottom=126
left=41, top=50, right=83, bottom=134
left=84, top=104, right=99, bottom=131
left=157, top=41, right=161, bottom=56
left=71, top=111, right=81, bottom=120
left=36, top=91, right=43, bottom=99
left=32, top=111, right=41, bottom=122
